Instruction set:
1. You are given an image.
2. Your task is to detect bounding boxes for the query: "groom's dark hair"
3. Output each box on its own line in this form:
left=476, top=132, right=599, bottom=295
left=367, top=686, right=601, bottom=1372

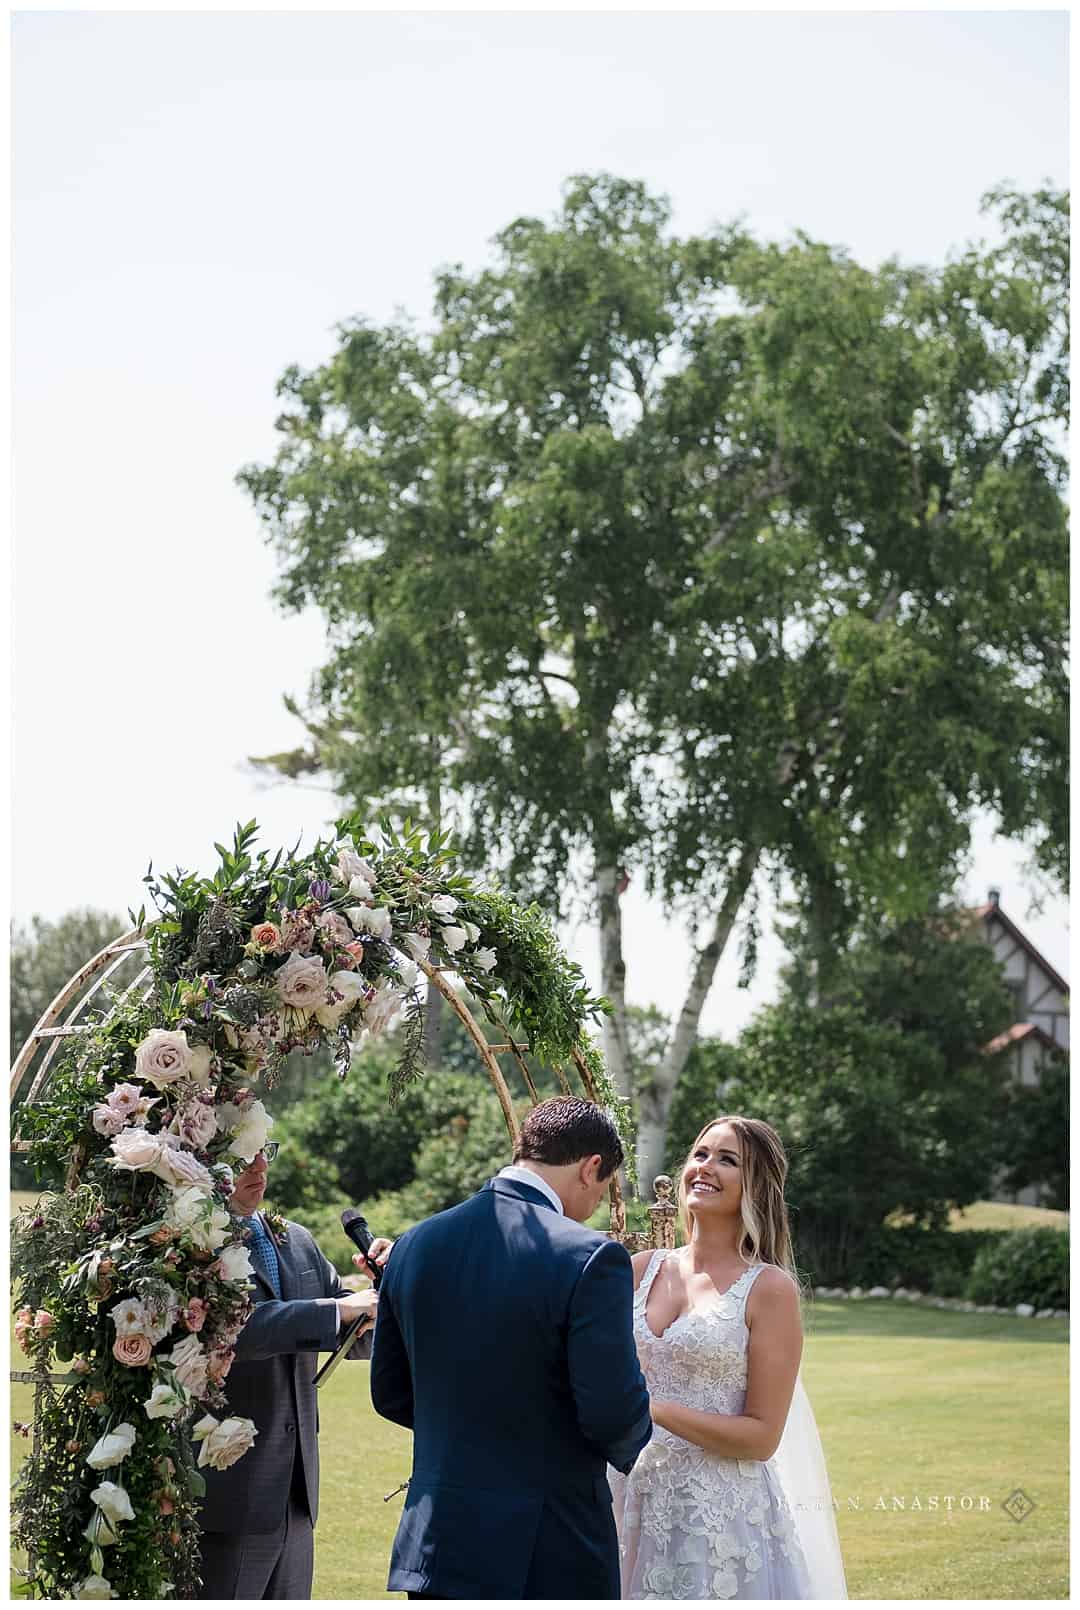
left=513, top=1097, right=624, bottom=1180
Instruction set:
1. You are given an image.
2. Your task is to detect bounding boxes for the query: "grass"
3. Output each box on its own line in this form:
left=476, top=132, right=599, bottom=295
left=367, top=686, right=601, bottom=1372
left=10, top=1193, right=1069, bottom=1598
left=885, top=1200, right=1069, bottom=1233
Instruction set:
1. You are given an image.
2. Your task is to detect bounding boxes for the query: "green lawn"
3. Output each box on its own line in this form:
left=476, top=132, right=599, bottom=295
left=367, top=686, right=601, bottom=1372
left=11, top=1195, right=1068, bottom=1598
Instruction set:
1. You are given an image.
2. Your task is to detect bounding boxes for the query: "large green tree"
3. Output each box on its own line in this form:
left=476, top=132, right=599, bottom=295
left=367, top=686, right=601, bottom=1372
left=668, top=905, right=1020, bottom=1275
left=239, top=175, right=1067, bottom=1187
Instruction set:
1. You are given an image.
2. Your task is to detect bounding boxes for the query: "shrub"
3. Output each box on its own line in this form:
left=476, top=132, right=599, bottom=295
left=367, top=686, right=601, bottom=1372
left=793, top=1223, right=1005, bottom=1294
left=266, top=1130, right=344, bottom=1213
left=966, top=1227, right=1068, bottom=1310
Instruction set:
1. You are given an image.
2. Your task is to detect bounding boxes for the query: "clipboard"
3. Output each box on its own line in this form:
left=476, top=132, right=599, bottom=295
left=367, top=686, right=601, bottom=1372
left=313, top=1314, right=373, bottom=1389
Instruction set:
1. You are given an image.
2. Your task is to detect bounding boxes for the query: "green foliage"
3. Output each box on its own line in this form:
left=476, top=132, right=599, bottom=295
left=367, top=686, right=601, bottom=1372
left=240, top=172, right=1067, bottom=1183
left=795, top=1223, right=1005, bottom=1294
left=663, top=1036, right=747, bottom=1177
left=966, top=1227, right=1069, bottom=1310
left=993, top=1053, right=1069, bottom=1209
left=10, top=908, right=132, bottom=1060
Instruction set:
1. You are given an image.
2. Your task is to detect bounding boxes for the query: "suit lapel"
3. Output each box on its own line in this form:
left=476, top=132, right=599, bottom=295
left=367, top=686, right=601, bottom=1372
left=266, top=1215, right=296, bottom=1300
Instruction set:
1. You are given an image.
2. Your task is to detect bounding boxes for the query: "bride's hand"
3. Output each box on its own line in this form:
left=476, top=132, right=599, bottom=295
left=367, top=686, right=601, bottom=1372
left=649, top=1399, right=673, bottom=1429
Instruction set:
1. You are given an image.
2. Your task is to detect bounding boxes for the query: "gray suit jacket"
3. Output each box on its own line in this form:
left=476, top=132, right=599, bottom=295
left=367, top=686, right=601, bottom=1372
left=198, top=1215, right=371, bottom=1535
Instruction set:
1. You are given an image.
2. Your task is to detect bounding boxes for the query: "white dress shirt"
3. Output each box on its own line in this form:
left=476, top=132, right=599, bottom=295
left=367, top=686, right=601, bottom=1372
left=496, top=1163, right=564, bottom=1215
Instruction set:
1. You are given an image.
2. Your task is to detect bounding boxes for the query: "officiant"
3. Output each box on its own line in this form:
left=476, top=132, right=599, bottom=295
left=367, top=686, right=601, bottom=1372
left=196, top=1146, right=392, bottom=1600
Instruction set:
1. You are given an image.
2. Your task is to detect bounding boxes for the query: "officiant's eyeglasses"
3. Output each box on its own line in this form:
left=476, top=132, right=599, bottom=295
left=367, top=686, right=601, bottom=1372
left=256, top=1143, right=280, bottom=1163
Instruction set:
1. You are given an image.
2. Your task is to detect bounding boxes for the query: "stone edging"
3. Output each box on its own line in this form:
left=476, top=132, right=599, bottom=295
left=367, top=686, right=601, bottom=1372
left=812, top=1285, right=1068, bottom=1318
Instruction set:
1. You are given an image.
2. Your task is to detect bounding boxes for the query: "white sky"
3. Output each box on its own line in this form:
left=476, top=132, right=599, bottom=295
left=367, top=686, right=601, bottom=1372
left=11, top=8, right=1070, bottom=1037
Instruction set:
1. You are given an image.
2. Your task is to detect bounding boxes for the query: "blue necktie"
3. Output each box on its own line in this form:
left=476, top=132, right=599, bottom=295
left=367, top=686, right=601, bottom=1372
left=244, top=1214, right=282, bottom=1298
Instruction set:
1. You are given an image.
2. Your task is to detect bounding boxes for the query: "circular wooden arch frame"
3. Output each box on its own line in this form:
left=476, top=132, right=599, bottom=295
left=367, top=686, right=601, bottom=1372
left=10, top=929, right=677, bottom=1249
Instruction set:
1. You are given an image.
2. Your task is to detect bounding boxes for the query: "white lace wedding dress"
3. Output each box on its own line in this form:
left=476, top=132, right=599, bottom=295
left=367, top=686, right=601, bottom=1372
left=609, top=1250, right=846, bottom=1600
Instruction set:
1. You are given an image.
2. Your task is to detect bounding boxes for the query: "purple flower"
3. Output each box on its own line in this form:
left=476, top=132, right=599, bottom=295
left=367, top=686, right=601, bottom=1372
left=310, top=879, right=332, bottom=904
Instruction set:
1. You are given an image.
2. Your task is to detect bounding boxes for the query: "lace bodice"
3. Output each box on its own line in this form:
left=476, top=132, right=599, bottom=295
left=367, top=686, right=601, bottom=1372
left=633, top=1250, right=765, bottom=1419
left=612, top=1250, right=814, bottom=1599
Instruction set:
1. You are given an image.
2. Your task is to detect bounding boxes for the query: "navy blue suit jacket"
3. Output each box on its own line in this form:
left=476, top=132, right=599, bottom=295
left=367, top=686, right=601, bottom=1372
left=370, top=1176, right=652, bottom=1599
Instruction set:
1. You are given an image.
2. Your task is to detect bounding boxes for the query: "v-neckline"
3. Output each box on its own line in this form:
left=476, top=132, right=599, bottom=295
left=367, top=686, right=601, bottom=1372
left=641, top=1250, right=758, bottom=1341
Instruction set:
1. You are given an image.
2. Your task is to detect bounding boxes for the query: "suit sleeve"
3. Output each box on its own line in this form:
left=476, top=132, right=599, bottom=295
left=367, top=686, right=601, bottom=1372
left=567, top=1239, right=652, bottom=1475
left=231, top=1228, right=368, bottom=1361
left=369, top=1261, right=414, bottom=1429
left=231, top=1294, right=340, bottom=1360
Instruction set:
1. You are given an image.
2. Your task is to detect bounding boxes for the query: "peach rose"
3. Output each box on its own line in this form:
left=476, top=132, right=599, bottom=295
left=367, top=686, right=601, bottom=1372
left=112, top=1333, right=153, bottom=1367
left=250, top=922, right=283, bottom=952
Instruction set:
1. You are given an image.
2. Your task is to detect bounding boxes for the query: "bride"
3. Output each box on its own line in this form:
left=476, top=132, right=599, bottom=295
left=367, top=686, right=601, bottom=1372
left=609, top=1115, right=847, bottom=1600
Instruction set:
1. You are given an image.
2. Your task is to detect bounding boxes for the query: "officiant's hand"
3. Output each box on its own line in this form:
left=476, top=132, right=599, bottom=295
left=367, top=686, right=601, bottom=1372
left=352, top=1236, right=395, bottom=1275
left=338, top=1288, right=379, bottom=1329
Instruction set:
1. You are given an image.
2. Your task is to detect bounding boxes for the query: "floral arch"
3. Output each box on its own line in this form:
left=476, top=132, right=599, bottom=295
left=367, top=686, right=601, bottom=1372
left=9, top=817, right=635, bottom=1599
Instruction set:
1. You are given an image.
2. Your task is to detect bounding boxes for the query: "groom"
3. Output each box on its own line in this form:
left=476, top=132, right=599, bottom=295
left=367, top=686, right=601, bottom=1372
left=371, top=1097, right=651, bottom=1599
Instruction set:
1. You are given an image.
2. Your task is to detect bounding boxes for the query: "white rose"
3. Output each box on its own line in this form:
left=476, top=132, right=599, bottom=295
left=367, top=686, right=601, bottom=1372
left=215, top=1242, right=255, bottom=1283
left=363, top=980, right=405, bottom=1037
left=335, top=847, right=375, bottom=885
left=431, top=894, right=458, bottom=917
left=315, top=970, right=368, bottom=1029
left=351, top=904, right=393, bottom=941
left=151, top=1140, right=213, bottom=1192
left=89, top=1480, right=135, bottom=1525
left=167, top=1333, right=209, bottom=1396
left=347, top=874, right=374, bottom=902
left=139, top=1288, right=180, bottom=1347
left=164, top=1185, right=231, bottom=1252
left=462, top=921, right=481, bottom=943
left=85, top=1423, right=137, bottom=1470
left=274, top=951, right=329, bottom=1008
left=75, top=1574, right=114, bottom=1598
left=110, top=1127, right=164, bottom=1172
left=195, top=1414, right=258, bottom=1471
left=92, top=1104, right=125, bottom=1138
left=143, top=1382, right=186, bottom=1420
left=404, top=933, right=431, bottom=963
left=395, top=957, right=420, bottom=990
left=109, top=1298, right=150, bottom=1338
left=106, top=1082, right=145, bottom=1117
left=188, top=1043, right=214, bottom=1087
left=133, top=1029, right=195, bottom=1088
left=473, top=947, right=498, bottom=972
left=440, top=925, right=467, bottom=954
left=83, top=1510, right=121, bottom=1546
left=223, top=1099, right=274, bottom=1164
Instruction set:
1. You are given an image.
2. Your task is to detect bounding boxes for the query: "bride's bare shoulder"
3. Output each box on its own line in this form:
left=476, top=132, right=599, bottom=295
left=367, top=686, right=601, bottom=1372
left=629, top=1248, right=660, bottom=1290
left=746, top=1264, right=803, bottom=1318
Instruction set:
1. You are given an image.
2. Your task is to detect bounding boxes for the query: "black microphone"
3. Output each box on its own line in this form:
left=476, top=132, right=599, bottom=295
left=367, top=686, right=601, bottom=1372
left=340, top=1208, right=384, bottom=1288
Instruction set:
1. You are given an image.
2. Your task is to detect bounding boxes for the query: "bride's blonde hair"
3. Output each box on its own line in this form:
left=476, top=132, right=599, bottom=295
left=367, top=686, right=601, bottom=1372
left=676, top=1115, right=805, bottom=1291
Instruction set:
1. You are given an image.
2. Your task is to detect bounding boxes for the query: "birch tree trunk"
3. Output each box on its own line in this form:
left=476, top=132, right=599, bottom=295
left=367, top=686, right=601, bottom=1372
left=636, top=841, right=762, bottom=1186
left=596, top=855, right=631, bottom=1102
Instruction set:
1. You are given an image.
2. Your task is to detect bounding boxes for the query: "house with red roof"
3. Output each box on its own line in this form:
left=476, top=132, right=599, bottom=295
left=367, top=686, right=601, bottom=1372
left=964, top=888, right=1068, bottom=1207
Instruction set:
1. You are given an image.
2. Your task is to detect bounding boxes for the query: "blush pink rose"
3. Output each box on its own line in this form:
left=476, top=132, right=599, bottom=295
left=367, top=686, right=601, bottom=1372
left=33, top=1310, right=56, bottom=1339
left=181, top=1299, right=209, bottom=1333
left=112, top=1333, right=153, bottom=1367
